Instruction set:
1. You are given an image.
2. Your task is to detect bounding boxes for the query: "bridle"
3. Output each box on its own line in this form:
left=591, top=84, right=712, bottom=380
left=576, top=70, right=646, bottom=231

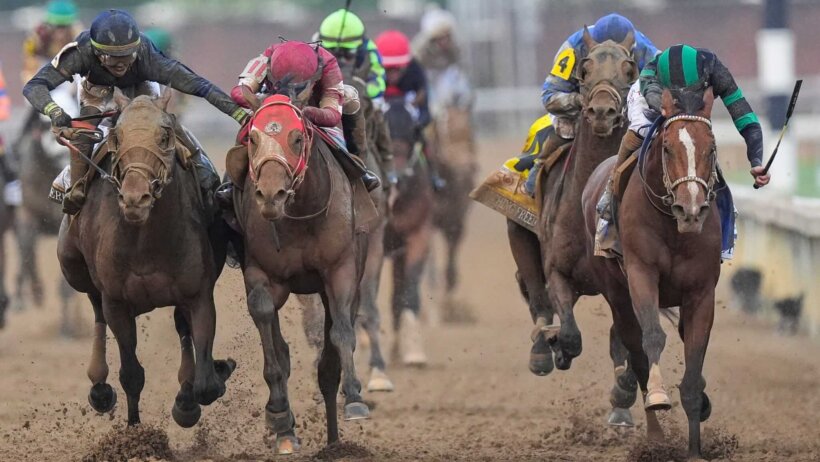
left=640, top=114, right=718, bottom=216
left=247, top=99, right=313, bottom=196
left=110, top=124, right=175, bottom=200
left=578, top=42, right=635, bottom=116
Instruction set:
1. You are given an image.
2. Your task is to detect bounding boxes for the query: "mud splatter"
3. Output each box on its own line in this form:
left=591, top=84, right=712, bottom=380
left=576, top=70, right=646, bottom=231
left=82, top=424, right=174, bottom=462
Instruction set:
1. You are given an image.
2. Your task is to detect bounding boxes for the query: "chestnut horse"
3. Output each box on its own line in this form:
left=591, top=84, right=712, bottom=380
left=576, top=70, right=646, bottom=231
left=383, top=97, right=435, bottom=366
left=226, top=93, right=371, bottom=454
left=57, top=89, right=234, bottom=427
left=509, top=29, right=638, bottom=424
left=583, top=88, right=720, bottom=460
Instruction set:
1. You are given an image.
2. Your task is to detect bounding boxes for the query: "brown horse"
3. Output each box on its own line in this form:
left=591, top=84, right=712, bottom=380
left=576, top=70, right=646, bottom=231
left=429, top=107, right=476, bottom=319
left=57, top=89, right=234, bottom=427
left=383, top=97, right=435, bottom=366
left=226, top=93, right=371, bottom=454
left=583, top=88, right=720, bottom=460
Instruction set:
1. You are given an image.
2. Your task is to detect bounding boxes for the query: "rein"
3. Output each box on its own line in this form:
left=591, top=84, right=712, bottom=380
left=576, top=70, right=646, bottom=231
left=639, top=114, right=717, bottom=216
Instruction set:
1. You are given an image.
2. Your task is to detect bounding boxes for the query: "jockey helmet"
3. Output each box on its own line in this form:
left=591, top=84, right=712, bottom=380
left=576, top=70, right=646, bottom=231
left=375, top=30, right=412, bottom=69
left=319, top=9, right=365, bottom=50
left=591, top=13, right=635, bottom=44
left=45, top=0, right=77, bottom=27
left=268, top=41, right=324, bottom=96
left=90, top=9, right=141, bottom=57
left=144, top=27, right=172, bottom=54
left=656, top=44, right=706, bottom=89
left=421, top=6, right=456, bottom=39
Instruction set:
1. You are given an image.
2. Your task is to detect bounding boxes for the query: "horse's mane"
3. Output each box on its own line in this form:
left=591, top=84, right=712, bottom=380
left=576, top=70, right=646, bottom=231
left=671, top=89, right=705, bottom=115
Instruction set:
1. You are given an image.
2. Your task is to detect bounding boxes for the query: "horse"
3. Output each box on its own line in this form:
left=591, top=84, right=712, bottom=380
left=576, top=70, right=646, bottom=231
left=383, top=97, right=435, bottom=366
left=11, top=111, right=80, bottom=335
left=583, top=88, right=720, bottom=460
left=428, top=105, right=476, bottom=321
left=522, top=28, right=639, bottom=425
left=0, top=173, right=8, bottom=329
left=57, top=89, right=234, bottom=427
left=226, top=92, right=373, bottom=455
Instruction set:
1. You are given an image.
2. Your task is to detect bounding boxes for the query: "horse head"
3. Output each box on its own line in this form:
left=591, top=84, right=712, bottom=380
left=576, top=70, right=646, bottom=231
left=110, top=88, right=176, bottom=225
left=384, top=97, right=420, bottom=182
left=659, top=87, right=717, bottom=233
left=232, top=90, right=313, bottom=221
left=577, top=26, right=638, bottom=136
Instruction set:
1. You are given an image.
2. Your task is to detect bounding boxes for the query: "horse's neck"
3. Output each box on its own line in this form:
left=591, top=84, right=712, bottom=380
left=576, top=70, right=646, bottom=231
left=570, top=118, right=626, bottom=187
left=286, top=141, right=332, bottom=216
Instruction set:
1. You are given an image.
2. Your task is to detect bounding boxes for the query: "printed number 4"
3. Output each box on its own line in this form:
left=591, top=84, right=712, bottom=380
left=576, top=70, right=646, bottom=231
left=551, top=49, right=575, bottom=79
left=557, top=56, right=569, bottom=73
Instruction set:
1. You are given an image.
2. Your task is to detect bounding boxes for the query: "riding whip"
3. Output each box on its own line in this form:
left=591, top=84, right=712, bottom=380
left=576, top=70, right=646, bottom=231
left=754, top=79, right=802, bottom=189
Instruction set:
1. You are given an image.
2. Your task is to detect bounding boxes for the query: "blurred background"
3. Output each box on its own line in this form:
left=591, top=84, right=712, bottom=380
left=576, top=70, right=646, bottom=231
left=0, top=0, right=817, bottom=340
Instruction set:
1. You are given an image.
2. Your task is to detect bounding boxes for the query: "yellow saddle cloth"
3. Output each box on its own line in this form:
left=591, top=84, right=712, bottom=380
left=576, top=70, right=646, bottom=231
left=469, top=157, right=539, bottom=232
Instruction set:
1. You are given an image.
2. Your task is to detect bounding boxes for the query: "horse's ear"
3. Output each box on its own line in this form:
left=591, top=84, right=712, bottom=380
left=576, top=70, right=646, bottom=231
left=226, top=139, right=250, bottom=189
left=582, top=26, right=597, bottom=52
left=701, top=87, right=715, bottom=118
left=155, top=88, right=173, bottom=112
left=112, top=87, right=131, bottom=110
left=240, top=85, right=261, bottom=112
left=620, top=29, right=635, bottom=52
left=661, top=89, right=676, bottom=117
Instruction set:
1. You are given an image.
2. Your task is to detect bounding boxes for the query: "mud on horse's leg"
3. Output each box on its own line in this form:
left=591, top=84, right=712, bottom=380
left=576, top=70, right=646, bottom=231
left=171, top=308, right=201, bottom=428
left=325, top=258, right=370, bottom=421
left=679, top=291, right=716, bottom=460
left=86, top=290, right=117, bottom=413
left=103, top=299, right=144, bottom=426
left=245, top=271, right=297, bottom=454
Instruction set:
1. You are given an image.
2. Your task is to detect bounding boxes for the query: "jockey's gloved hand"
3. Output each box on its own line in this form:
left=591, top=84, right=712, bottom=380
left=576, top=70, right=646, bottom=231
left=232, top=107, right=251, bottom=126
left=47, top=104, right=72, bottom=128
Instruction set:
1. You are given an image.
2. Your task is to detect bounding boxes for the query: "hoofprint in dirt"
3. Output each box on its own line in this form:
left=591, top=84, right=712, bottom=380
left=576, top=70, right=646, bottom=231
left=0, top=139, right=818, bottom=461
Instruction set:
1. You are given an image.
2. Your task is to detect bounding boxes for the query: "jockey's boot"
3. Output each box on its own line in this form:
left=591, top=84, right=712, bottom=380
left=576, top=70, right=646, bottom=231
left=523, top=132, right=572, bottom=197
left=63, top=145, right=91, bottom=215
left=373, top=109, right=398, bottom=187
left=615, top=129, right=644, bottom=169
left=340, top=112, right=381, bottom=192
left=173, top=123, right=221, bottom=216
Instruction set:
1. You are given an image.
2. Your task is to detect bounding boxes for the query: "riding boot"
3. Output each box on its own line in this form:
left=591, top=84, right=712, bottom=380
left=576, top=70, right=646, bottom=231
left=615, top=129, right=644, bottom=169
left=174, top=122, right=220, bottom=218
left=341, top=113, right=381, bottom=192
left=373, top=109, right=398, bottom=187
left=64, top=145, right=91, bottom=215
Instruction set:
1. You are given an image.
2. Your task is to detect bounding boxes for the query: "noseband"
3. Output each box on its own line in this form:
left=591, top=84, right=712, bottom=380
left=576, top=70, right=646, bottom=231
left=111, top=126, right=175, bottom=199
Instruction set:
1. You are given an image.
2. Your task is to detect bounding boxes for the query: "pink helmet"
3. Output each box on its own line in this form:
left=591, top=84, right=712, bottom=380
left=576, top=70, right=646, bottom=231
left=375, top=30, right=412, bottom=69
left=269, top=41, right=323, bottom=86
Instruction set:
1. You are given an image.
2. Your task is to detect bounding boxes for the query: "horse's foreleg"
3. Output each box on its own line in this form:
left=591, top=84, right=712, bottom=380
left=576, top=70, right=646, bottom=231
left=679, top=290, right=715, bottom=460
left=246, top=269, right=296, bottom=454
left=86, top=290, right=116, bottom=414
left=395, top=223, right=431, bottom=366
left=103, top=300, right=143, bottom=426
left=188, top=290, right=228, bottom=407
left=444, top=217, right=465, bottom=294
left=605, top=299, right=638, bottom=427
left=508, top=220, right=555, bottom=375
left=625, top=266, right=670, bottom=412
left=359, top=233, right=393, bottom=392
left=324, top=257, right=369, bottom=421
left=544, top=270, right=581, bottom=370
left=170, top=307, right=201, bottom=428
left=318, top=290, right=341, bottom=444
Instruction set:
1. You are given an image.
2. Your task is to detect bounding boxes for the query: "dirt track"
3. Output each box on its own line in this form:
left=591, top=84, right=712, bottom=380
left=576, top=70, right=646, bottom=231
left=0, top=138, right=819, bottom=462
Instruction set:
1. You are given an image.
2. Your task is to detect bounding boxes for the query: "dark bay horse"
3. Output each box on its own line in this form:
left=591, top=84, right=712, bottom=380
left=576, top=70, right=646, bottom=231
left=507, top=29, right=639, bottom=424
left=384, top=97, right=435, bottom=366
left=12, top=112, right=79, bottom=334
left=583, top=88, right=720, bottom=460
left=57, top=89, right=233, bottom=427
left=226, top=93, right=371, bottom=455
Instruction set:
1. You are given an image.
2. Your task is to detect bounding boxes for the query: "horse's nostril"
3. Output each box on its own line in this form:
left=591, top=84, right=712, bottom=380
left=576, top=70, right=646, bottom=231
left=698, top=204, right=710, bottom=219
left=137, top=193, right=152, bottom=208
left=254, top=190, right=265, bottom=201
left=606, top=107, right=617, bottom=117
left=671, top=204, right=685, bottom=218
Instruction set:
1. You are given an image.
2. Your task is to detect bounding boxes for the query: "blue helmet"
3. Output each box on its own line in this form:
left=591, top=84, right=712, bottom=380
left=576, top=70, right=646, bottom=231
left=90, top=9, right=141, bottom=56
left=591, top=13, right=634, bottom=43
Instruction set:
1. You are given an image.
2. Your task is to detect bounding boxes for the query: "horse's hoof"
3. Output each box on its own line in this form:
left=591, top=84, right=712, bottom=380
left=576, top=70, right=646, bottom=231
left=528, top=335, right=554, bottom=376
left=343, top=402, right=370, bottom=421
left=367, top=368, right=395, bottom=392
left=214, top=358, right=237, bottom=382
left=644, top=389, right=672, bottom=411
left=607, top=407, right=635, bottom=427
left=700, top=392, right=711, bottom=422
left=275, top=435, right=300, bottom=455
left=172, top=400, right=202, bottom=428
left=88, top=383, right=117, bottom=413
left=610, top=381, right=638, bottom=409
left=554, top=351, right=573, bottom=371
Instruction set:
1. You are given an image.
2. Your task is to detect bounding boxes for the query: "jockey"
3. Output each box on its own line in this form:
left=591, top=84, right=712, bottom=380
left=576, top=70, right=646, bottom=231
left=318, top=9, right=396, bottom=187
left=375, top=30, right=445, bottom=189
left=413, top=6, right=461, bottom=72
left=227, top=40, right=381, bottom=192
left=539, top=13, right=658, bottom=160
left=21, top=0, right=82, bottom=83
left=0, top=64, right=13, bottom=189
left=23, top=9, right=247, bottom=215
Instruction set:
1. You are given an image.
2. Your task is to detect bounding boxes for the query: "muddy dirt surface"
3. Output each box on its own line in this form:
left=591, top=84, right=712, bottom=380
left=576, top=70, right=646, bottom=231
left=1, top=138, right=819, bottom=461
